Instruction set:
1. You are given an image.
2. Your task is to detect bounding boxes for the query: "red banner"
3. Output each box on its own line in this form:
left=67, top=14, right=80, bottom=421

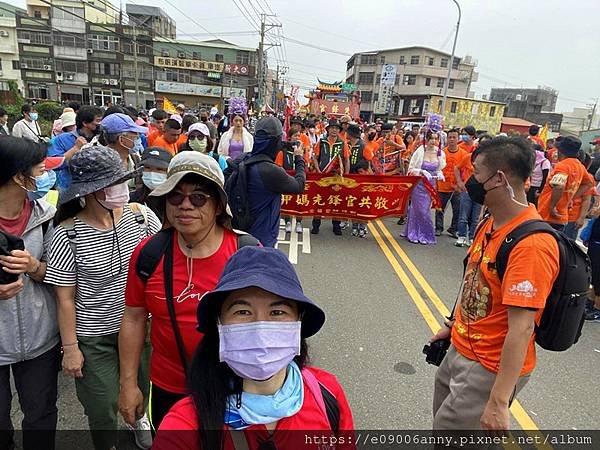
left=280, top=173, right=441, bottom=220
left=309, top=100, right=359, bottom=118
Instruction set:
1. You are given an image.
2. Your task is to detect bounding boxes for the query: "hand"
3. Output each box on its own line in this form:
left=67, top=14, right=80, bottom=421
left=576, top=217, right=585, bottom=229
left=74, top=136, right=88, bottom=150
left=457, top=182, right=467, bottom=193
left=118, top=385, right=145, bottom=427
left=429, top=323, right=452, bottom=343
left=480, top=398, right=510, bottom=432
left=0, top=250, right=36, bottom=275
left=0, top=278, right=24, bottom=300
left=550, top=207, right=561, bottom=220
left=293, top=144, right=304, bottom=157
left=62, top=346, right=84, bottom=378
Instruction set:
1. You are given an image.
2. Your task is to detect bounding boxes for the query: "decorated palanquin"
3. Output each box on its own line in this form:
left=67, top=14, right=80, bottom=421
left=306, top=79, right=361, bottom=118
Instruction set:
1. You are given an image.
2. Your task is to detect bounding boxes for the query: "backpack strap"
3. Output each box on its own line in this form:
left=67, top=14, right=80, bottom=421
left=301, top=368, right=340, bottom=433
left=493, top=219, right=558, bottom=282
left=129, top=202, right=149, bottom=237
left=234, top=230, right=261, bottom=248
left=59, top=218, right=77, bottom=259
left=135, top=229, right=173, bottom=282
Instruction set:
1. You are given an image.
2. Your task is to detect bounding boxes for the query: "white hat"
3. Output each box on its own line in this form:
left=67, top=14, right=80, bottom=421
left=188, top=122, right=210, bottom=137
left=59, top=111, right=76, bottom=129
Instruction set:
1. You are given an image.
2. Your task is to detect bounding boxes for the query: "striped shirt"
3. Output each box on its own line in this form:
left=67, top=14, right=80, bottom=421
left=45, top=204, right=161, bottom=337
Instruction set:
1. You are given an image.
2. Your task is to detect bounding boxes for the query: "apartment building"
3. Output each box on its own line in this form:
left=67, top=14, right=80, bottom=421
left=0, top=1, right=25, bottom=98
left=346, top=46, right=478, bottom=121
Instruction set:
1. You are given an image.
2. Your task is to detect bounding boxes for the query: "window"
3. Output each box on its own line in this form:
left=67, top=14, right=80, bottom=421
left=440, top=57, right=448, bottom=68
left=395, top=74, right=401, bottom=85
left=91, top=62, right=119, bottom=76
left=52, top=6, right=84, bottom=20
left=346, top=75, right=354, bottom=84
left=399, top=55, right=405, bottom=65
left=236, top=52, right=249, bottom=65
left=425, top=77, right=431, bottom=86
left=448, top=79, right=455, bottom=89
left=161, top=49, right=170, bottom=57
left=56, top=60, right=87, bottom=73
left=215, top=54, right=224, bottom=62
left=33, top=10, right=42, bottom=18
left=379, top=55, right=385, bottom=64
left=20, top=57, right=52, bottom=70
left=450, top=102, right=458, bottom=113
left=406, top=75, right=416, bottom=85
left=177, top=51, right=186, bottom=58
left=360, top=54, right=377, bottom=65
left=123, top=41, right=148, bottom=55
left=452, top=57, right=460, bottom=69
left=347, top=56, right=355, bottom=70
left=427, top=57, right=434, bottom=66
left=376, top=74, right=381, bottom=85
left=54, top=35, right=86, bottom=48
left=192, top=51, right=201, bottom=60
left=358, top=72, right=374, bottom=84
left=17, top=31, right=51, bottom=45
left=438, top=100, right=443, bottom=111
left=489, top=106, right=496, bottom=117
left=28, top=85, right=49, bottom=99
left=471, top=103, right=479, bottom=115
left=373, top=93, right=379, bottom=102
left=360, top=91, right=372, bottom=102
left=437, top=78, right=444, bottom=88
left=155, top=68, right=191, bottom=83
left=89, top=34, right=118, bottom=51
left=410, top=55, right=420, bottom=65
left=12, top=60, right=19, bottom=70
left=0, top=81, right=8, bottom=91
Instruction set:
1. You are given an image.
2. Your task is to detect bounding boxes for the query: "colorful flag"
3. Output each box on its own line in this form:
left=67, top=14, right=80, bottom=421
left=539, top=123, right=549, bottom=146
left=163, top=96, right=177, bottom=114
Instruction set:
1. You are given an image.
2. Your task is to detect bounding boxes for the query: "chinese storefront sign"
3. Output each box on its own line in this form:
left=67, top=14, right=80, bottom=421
left=224, top=63, right=249, bottom=76
left=154, top=56, right=225, bottom=72
left=311, top=100, right=359, bottom=118
left=155, top=81, right=246, bottom=98
left=280, top=173, right=441, bottom=220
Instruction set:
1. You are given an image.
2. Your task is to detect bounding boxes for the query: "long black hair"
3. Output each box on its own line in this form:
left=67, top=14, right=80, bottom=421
left=189, top=310, right=309, bottom=450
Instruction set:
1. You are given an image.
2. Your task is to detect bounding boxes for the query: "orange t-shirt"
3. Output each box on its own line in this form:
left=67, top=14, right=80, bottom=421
left=529, top=135, right=546, bottom=150
left=152, top=135, right=179, bottom=156
left=176, top=133, right=188, bottom=150
left=455, top=152, right=474, bottom=183
left=438, top=147, right=467, bottom=193
left=458, top=140, right=476, bottom=154
left=567, top=171, right=596, bottom=222
left=537, top=157, right=589, bottom=224
left=452, top=205, right=560, bottom=375
left=147, top=129, right=161, bottom=146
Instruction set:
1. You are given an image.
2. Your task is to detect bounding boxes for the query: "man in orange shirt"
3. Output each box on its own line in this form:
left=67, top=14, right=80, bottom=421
left=458, top=125, right=477, bottom=153
left=151, top=118, right=181, bottom=156
left=431, top=136, right=560, bottom=431
left=338, top=115, right=351, bottom=142
left=372, top=123, right=405, bottom=175
left=538, top=136, right=592, bottom=232
left=563, top=154, right=595, bottom=240
left=527, top=124, right=546, bottom=150
left=435, top=128, right=466, bottom=237
left=546, top=138, right=559, bottom=166
left=311, top=119, right=350, bottom=236
left=147, top=109, right=168, bottom=146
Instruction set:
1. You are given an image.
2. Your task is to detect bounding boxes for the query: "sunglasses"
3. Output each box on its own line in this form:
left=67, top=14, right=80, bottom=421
left=188, top=135, right=206, bottom=140
left=166, top=191, right=211, bottom=207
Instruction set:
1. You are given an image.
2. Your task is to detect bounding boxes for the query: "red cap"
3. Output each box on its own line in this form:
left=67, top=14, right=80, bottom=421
left=591, top=138, right=600, bottom=145
left=45, top=156, right=64, bottom=170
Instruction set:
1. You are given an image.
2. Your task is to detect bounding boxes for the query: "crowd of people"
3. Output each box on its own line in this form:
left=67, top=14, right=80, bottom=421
left=0, top=99, right=598, bottom=449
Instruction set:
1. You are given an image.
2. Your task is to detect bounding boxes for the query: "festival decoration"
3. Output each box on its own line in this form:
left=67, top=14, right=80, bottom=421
left=162, top=96, right=177, bottom=114
left=228, top=97, right=248, bottom=117
left=425, top=113, right=443, bottom=132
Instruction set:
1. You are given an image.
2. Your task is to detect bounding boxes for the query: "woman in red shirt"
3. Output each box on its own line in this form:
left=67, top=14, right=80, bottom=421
left=154, top=246, right=355, bottom=450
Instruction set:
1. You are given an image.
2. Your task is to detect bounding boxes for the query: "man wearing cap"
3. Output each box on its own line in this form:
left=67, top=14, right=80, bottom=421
left=538, top=136, right=593, bottom=231
left=289, top=116, right=312, bottom=153
left=118, top=152, right=257, bottom=430
left=175, top=104, right=185, bottom=116
left=48, top=105, right=103, bottom=191
left=100, top=113, right=148, bottom=168
left=339, top=114, right=352, bottom=142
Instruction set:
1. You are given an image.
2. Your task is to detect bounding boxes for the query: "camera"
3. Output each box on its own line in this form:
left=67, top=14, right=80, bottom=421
left=281, top=140, right=301, bottom=151
left=422, top=338, right=450, bottom=366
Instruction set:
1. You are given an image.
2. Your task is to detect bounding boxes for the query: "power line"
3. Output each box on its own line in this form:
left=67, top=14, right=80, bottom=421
left=279, top=36, right=351, bottom=57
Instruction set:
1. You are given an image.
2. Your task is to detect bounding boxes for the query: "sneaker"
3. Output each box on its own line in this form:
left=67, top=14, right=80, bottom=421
left=359, top=229, right=367, bottom=238
left=285, top=222, right=292, bottom=233
left=584, top=308, right=600, bottom=322
left=295, top=223, right=303, bottom=233
left=351, top=228, right=358, bottom=237
left=466, top=238, right=473, bottom=247
left=310, top=227, right=319, bottom=235
left=333, top=227, right=342, bottom=236
left=455, top=236, right=467, bottom=247
left=127, top=414, right=152, bottom=450
left=340, top=221, right=349, bottom=230
left=447, top=229, right=458, bottom=238
left=435, top=230, right=442, bottom=236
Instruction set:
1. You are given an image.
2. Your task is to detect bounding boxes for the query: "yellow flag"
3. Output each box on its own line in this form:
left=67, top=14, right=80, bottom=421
left=163, top=96, right=177, bottom=114
left=539, top=123, right=549, bottom=145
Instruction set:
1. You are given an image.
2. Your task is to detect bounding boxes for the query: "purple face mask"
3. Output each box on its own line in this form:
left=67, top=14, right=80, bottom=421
left=218, top=321, right=301, bottom=381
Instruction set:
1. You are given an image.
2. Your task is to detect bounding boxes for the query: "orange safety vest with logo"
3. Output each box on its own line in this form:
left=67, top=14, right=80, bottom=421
left=317, top=137, right=345, bottom=172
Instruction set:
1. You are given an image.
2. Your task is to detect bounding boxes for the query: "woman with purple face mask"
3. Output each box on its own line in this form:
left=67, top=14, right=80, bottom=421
left=153, top=246, right=355, bottom=450
left=45, top=145, right=161, bottom=450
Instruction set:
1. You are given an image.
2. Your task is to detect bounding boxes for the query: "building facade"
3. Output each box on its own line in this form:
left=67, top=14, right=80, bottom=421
left=346, top=46, right=479, bottom=121
left=0, top=2, right=25, bottom=99
left=489, top=87, right=558, bottom=118
left=126, top=4, right=175, bottom=40
left=428, top=94, right=505, bottom=134
left=153, top=38, right=257, bottom=111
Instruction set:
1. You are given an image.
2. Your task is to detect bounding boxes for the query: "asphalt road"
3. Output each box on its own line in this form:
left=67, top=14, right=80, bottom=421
left=8, top=212, right=600, bottom=445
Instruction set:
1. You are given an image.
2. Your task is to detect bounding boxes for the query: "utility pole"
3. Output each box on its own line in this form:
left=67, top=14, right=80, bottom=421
left=441, top=0, right=461, bottom=117
left=133, top=24, right=140, bottom=108
left=257, top=14, right=281, bottom=108
left=588, top=97, right=598, bottom=131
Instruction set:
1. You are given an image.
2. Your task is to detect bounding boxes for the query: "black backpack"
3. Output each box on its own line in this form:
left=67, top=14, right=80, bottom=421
left=223, top=154, right=271, bottom=231
left=491, top=219, right=591, bottom=351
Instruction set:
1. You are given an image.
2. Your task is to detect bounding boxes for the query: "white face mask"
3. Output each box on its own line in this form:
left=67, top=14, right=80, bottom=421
left=97, top=182, right=130, bottom=210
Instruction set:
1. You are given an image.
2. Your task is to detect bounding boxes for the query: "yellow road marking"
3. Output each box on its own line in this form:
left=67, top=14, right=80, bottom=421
left=370, top=219, right=552, bottom=445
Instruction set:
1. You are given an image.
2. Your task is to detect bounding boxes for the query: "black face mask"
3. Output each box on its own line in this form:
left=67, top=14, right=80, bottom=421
left=200, top=116, right=208, bottom=122
left=465, top=173, right=498, bottom=205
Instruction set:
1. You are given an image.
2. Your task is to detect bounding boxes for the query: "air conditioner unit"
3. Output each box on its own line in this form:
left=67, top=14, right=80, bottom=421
left=515, top=94, right=522, bottom=101
left=56, top=72, right=63, bottom=81
left=109, top=79, right=118, bottom=85
left=0, top=31, right=8, bottom=37
left=102, top=78, right=110, bottom=84
left=20, top=63, right=28, bottom=69
left=66, top=73, right=75, bottom=81
left=43, top=65, right=51, bottom=70
left=87, top=48, right=94, bottom=54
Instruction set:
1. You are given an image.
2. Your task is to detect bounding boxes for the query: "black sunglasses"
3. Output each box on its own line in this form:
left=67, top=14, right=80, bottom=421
left=188, top=135, right=206, bottom=140
left=166, top=191, right=211, bottom=207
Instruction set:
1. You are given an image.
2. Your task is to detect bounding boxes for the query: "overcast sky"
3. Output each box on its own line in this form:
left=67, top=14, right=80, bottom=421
left=16, top=0, right=599, bottom=112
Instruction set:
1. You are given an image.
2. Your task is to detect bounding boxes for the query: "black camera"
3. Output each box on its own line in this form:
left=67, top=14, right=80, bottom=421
left=281, top=140, right=301, bottom=150
left=423, top=338, right=450, bottom=366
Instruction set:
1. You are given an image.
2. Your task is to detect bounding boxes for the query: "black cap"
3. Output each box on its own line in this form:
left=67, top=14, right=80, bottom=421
left=326, top=119, right=341, bottom=130
left=290, top=116, right=304, bottom=126
left=141, top=146, right=172, bottom=169
left=381, top=123, right=393, bottom=131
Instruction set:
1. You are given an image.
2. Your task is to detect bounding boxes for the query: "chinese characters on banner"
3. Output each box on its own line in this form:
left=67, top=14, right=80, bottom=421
left=224, top=63, right=249, bottom=76
left=374, top=64, right=397, bottom=114
left=154, top=56, right=225, bottom=72
left=280, top=173, right=442, bottom=220
left=311, top=100, right=360, bottom=118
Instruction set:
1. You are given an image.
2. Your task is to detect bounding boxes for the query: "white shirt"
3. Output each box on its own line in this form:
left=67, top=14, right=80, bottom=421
left=12, top=119, right=42, bottom=142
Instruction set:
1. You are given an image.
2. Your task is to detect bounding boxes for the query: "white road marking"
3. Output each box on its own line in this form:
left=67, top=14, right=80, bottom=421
left=276, top=217, right=311, bottom=264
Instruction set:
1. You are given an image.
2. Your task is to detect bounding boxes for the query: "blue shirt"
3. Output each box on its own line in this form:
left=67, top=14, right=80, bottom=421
left=48, top=130, right=92, bottom=191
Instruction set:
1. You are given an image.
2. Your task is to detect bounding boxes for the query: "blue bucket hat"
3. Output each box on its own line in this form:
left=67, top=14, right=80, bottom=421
left=197, top=246, right=326, bottom=338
